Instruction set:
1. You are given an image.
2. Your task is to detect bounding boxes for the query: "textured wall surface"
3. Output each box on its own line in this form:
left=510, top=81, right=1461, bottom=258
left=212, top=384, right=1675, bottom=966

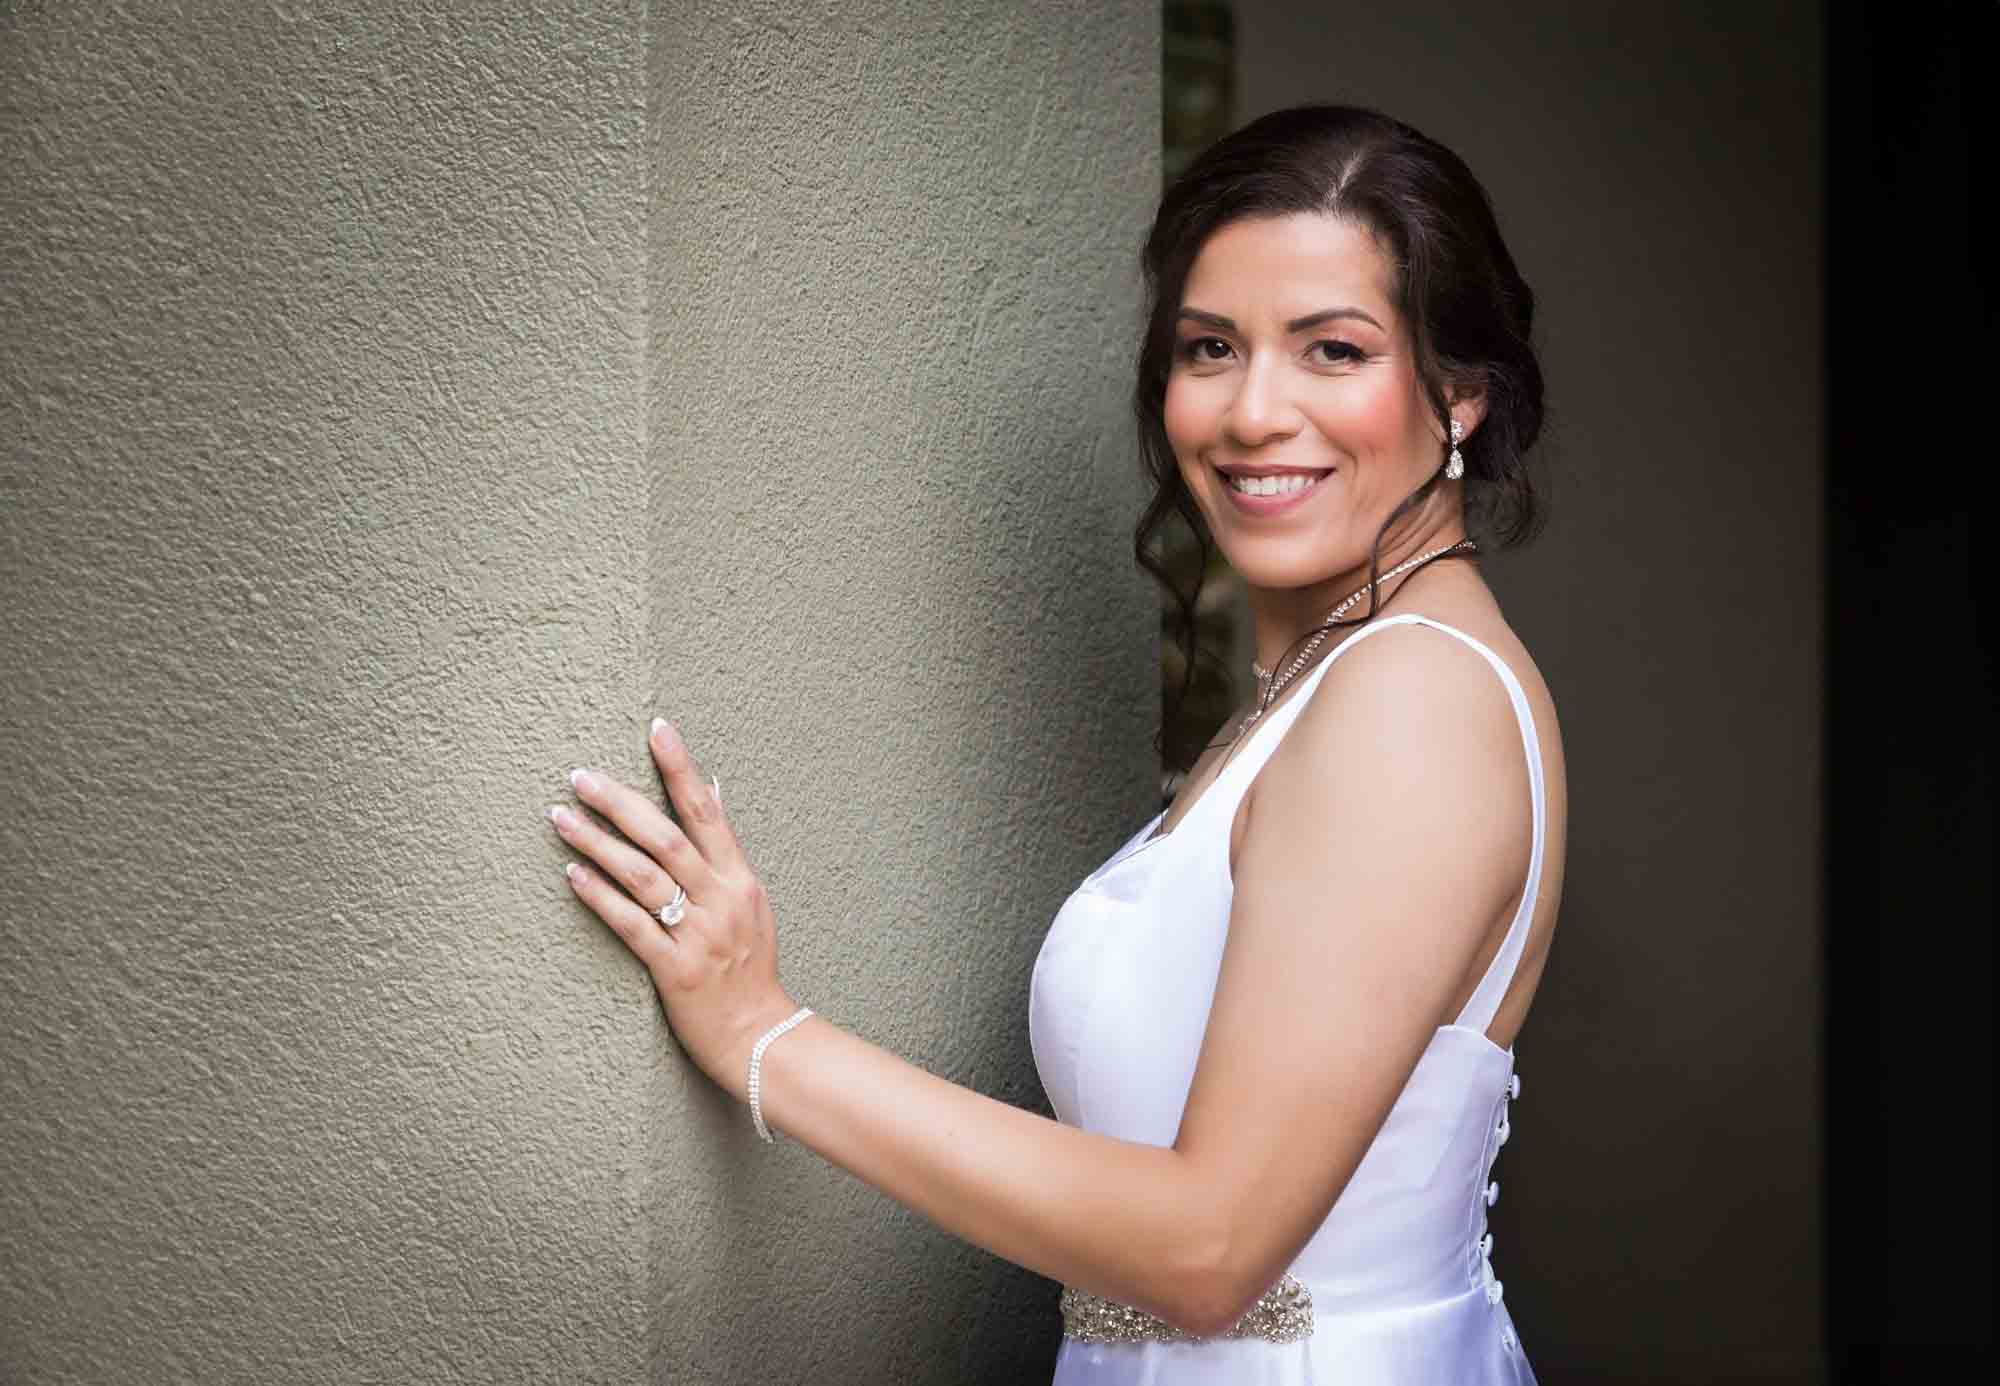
left=0, top=3, right=1157, bottom=1382
left=637, top=3, right=1156, bottom=1381
left=1234, top=4, right=1824, bottom=1381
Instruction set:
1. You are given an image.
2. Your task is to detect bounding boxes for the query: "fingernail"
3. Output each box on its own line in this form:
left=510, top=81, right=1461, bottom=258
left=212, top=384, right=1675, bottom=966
left=650, top=716, right=668, bottom=742
left=548, top=805, right=574, bottom=831
left=569, top=767, right=598, bottom=794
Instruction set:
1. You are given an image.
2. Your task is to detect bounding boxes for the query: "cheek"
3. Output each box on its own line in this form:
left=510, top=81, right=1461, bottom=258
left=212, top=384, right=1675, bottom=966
left=1304, top=376, right=1432, bottom=478
left=1309, top=374, right=1420, bottom=457
left=1162, top=375, right=1212, bottom=463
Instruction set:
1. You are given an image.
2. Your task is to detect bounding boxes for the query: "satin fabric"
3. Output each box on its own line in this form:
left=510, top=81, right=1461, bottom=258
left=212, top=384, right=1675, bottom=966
left=1030, top=614, right=1545, bottom=1384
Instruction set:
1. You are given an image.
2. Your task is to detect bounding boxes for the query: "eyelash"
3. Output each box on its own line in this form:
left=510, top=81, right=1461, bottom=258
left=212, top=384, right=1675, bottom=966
left=1177, top=337, right=1362, bottom=366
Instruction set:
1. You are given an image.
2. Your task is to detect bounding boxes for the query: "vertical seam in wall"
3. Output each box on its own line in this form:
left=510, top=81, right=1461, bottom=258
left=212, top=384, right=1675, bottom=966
left=637, top=4, right=668, bottom=1381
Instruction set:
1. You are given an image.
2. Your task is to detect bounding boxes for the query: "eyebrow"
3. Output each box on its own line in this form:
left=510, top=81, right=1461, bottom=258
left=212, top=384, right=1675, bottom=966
left=1178, top=306, right=1385, bottom=333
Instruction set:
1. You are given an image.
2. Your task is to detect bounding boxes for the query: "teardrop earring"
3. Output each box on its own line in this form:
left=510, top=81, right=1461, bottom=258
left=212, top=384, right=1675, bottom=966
left=1446, top=419, right=1466, bottom=481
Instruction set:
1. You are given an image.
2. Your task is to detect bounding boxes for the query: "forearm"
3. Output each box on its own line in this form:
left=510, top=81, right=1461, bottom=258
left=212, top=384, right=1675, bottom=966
left=745, top=1011, right=1221, bottom=1329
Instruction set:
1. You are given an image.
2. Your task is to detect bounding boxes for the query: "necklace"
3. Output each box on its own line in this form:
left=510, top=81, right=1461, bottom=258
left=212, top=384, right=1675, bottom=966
left=1241, top=538, right=1477, bottom=735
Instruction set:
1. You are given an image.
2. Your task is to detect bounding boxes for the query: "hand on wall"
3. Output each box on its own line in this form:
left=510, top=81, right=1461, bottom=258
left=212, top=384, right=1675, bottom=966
left=549, top=720, right=801, bottom=1102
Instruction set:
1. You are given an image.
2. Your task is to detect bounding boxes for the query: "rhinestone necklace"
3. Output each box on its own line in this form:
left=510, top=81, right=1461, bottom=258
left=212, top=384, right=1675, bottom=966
left=1241, top=538, right=1477, bottom=736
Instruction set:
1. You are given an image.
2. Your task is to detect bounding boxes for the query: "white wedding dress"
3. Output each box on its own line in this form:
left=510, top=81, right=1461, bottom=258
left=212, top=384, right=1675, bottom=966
left=1030, top=613, right=1545, bottom=1384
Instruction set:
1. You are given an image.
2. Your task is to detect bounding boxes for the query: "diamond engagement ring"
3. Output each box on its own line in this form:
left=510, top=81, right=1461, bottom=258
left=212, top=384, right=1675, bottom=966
left=658, top=886, right=687, bottom=928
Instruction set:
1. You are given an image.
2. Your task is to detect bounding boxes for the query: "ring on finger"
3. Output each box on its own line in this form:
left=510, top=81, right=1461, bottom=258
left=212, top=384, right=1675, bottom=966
left=658, top=884, right=687, bottom=928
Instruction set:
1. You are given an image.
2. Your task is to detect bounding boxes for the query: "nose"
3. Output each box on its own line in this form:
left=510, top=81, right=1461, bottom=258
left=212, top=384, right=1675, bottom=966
left=1223, top=355, right=1302, bottom=449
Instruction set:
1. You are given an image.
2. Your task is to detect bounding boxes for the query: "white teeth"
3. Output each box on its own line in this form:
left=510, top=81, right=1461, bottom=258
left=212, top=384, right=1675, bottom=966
left=1226, top=472, right=1320, bottom=497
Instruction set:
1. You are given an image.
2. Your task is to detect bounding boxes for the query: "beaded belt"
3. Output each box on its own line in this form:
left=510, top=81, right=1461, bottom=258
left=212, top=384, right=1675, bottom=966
left=1058, top=1272, right=1314, bottom=1345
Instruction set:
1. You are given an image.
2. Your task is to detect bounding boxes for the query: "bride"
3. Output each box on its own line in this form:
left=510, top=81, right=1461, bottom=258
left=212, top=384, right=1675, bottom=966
left=549, top=104, right=1567, bottom=1383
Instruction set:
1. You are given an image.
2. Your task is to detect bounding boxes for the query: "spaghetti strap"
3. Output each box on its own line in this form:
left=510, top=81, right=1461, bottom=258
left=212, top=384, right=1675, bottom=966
left=1381, top=616, right=1548, bottom=1036
left=1150, top=613, right=1443, bottom=845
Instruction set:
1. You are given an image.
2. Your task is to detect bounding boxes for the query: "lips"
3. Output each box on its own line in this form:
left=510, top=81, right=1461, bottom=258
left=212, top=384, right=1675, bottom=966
left=1215, top=464, right=1329, bottom=515
left=1222, top=469, right=1324, bottom=497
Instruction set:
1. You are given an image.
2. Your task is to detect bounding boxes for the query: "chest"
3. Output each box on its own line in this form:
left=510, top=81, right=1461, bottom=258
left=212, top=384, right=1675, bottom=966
left=1028, top=820, right=1240, bottom=1142
left=1155, top=719, right=1264, bottom=863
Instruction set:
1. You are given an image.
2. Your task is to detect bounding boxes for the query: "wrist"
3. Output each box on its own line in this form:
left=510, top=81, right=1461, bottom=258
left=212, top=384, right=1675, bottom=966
left=744, top=1002, right=817, bottom=1143
left=723, top=993, right=808, bottom=1105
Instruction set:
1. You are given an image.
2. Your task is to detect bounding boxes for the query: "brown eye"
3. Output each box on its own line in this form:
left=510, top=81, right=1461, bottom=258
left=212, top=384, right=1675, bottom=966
left=1178, top=336, right=1232, bottom=363
left=1309, top=340, right=1363, bottom=364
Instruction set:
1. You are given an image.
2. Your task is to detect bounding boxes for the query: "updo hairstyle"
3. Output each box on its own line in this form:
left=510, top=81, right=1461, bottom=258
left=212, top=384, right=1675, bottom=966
left=1133, top=104, right=1547, bottom=772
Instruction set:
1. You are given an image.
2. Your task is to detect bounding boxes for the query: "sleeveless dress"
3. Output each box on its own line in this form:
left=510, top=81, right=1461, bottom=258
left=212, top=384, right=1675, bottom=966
left=1030, top=613, right=1547, bottom=1385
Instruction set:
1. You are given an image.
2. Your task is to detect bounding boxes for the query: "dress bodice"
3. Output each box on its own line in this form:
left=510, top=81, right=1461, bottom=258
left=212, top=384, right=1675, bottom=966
left=1029, top=613, right=1547, bottom=1383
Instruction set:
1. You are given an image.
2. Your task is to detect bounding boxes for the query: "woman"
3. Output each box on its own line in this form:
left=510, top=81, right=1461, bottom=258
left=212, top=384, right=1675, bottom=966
left=548, top=104, right=1566, bottom=1383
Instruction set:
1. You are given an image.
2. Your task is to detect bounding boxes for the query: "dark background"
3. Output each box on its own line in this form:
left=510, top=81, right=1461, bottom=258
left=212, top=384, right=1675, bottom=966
left=1168, top=0, right=1991, bottom=1379
left=1827, top=1, right=1991, bottom=1382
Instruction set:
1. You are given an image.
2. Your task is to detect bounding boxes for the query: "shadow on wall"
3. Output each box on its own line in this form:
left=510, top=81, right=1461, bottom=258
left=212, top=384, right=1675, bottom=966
left=1156, top=0, right=1247, bottom=803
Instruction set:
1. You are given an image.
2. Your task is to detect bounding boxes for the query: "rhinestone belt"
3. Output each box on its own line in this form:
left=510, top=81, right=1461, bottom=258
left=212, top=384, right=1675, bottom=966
left=1058, top=1272, right=1315, bottom=1345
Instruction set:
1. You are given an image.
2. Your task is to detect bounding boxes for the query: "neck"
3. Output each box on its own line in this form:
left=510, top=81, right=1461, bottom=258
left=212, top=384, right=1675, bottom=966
left=1246, top=516, right=1470, bottom=679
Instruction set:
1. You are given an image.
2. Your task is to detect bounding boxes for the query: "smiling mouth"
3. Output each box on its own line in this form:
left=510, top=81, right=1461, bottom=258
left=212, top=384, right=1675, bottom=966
left=1221, top=470, right=1328, bottom=498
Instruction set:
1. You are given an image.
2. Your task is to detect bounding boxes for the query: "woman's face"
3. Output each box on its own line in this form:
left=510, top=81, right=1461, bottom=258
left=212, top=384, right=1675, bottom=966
left=1164, top=212, right=1475, bottom=594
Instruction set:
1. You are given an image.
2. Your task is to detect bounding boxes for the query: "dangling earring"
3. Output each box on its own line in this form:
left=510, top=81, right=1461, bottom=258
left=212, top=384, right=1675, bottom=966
left=1445, top=419, right=1466, bottom=480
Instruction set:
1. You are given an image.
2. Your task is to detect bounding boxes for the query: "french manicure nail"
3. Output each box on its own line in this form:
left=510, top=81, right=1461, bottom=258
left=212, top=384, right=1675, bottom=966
left=569, top=767, right=598, bottom=794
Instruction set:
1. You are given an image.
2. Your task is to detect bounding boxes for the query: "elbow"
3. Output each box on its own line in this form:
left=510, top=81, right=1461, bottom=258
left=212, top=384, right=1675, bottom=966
left=1157, top=1218, right=1255, bottom=1341
left=1179, top=1277, right=1262, bottom=1342
left=1172, top=1301, right=1241, bottom=1343
left=1171, top=1279, right=1259, bottom=1342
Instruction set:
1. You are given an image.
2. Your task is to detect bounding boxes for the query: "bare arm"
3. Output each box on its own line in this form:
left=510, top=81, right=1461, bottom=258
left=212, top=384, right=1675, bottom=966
left=743, top=1015, right=1222, bottom=1332
left=560, top=633, right=1530, bottom=1338
left=1175, top=624, right=1533, bottom=1323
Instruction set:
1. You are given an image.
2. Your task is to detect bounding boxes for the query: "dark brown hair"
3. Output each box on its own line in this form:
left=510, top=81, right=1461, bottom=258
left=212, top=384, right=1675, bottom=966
left=1135, top=104, right=1547, bottom=772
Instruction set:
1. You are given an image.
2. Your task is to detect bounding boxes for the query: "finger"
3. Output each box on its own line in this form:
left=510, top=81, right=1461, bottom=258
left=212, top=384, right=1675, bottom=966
left=563, top=860, right=678, bottom=970
left=548, top=803, right=681, bottom=912
left=648, top=720, right=747, bottom=873
left=567, top=765, right=717, bottom=901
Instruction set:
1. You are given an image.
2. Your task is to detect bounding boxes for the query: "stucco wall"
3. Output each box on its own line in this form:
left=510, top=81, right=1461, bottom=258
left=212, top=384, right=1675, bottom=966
left=1232, top=3, right=1825, bottom=1381
left=639, top=2, right=1157, bottom=1380
left=0, top=4, right=1158, bottom=1382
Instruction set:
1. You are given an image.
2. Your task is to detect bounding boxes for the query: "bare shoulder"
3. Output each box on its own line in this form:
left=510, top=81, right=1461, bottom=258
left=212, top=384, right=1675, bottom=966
left=1234, top=601, right=1566, bottom=891
left=1301, top=603, right=1564, bottom=772
left=1224, top=589, right=1570, bottom=1052
left=1283, top=614, right=1528, bottom=795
